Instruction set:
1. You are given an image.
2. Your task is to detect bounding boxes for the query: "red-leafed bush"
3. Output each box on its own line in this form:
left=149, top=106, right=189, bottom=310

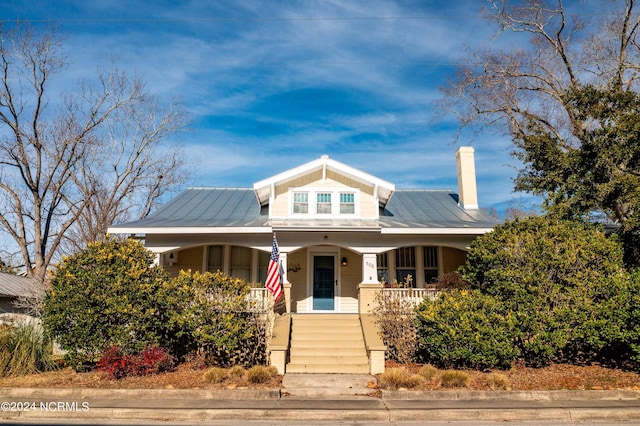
left=97, top=345, right=175, bottom=379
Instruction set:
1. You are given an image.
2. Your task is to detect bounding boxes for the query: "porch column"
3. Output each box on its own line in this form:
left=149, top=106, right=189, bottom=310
left=358, top=253, right=382, bottom=314
left=279, top=252, right=292, bottom=313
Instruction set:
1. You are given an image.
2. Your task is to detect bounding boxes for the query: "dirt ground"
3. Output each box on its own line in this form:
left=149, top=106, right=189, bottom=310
left=388, top=361, right=640, bottom=391
left=0, top=362, right=638, bottom=391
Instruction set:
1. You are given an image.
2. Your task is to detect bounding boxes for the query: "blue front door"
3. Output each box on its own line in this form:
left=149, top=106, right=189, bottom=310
left=313, top=255, right=335, bottom=310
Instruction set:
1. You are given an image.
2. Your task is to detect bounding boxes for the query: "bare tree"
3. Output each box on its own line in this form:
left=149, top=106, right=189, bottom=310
left=443, top=0, right=640, bottom=142
left=441, top=0, right=640, bottom=223
left=0, top=25, right=189, bottom=283
left=62, top=78, right=190, bottom=253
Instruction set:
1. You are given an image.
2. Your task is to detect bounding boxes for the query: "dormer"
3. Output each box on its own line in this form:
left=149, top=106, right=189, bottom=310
left=253, top=155, right=395, bottom=221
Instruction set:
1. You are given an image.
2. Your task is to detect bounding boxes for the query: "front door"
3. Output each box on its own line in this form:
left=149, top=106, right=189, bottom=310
left=313, top=255, right=335, bottom=310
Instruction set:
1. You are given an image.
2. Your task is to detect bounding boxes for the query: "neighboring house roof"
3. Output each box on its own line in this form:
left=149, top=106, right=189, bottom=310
left=0, top=272, right=37, bottom=298
left=109, top=187, right=498, bottom=234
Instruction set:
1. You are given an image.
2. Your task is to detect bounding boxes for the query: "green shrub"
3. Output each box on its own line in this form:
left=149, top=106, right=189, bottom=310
left=174, top=270, right=269, bottom=367
left=620, top=269, right=640, bottom=361
left=462, top=216, right=631, bottom=366
left=0, top=323, right=55, bottom=377
left=416, top=290, right=518, bottom=369
left=42, top=238, right=184, bottom=367
left=203, top=367, right=227, bottom=384
left=246, top=365, right=276, bottom=384
left=379, top=367, right=425, bottom=390
left=440, top=371, right=470, bottom=388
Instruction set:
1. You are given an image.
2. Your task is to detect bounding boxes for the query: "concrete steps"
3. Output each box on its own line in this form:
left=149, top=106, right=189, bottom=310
left=282, top=373, right=377, bottom=398
left=286, top=314, right=369, bottom=374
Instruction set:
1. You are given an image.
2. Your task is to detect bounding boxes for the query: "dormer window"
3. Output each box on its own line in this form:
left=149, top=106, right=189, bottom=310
left=316, top=193, right=332, bottom=214
left=293, top=192, right=309, bottom=213
left=290, top=188, right=358, bottom=217
left=340, top=193, right=355, bottom=214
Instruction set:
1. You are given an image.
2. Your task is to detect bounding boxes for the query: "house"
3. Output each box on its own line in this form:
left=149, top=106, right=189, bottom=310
left=108, top=147, right=498, bottom=374
left=0, top=272, right=38, bottom=323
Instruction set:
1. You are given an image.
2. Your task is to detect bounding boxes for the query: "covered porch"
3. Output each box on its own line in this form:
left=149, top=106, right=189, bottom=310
left=151, top=230, right=469, bottom=315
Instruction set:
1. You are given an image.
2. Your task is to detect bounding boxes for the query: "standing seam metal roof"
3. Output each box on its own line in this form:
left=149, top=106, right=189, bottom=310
left=110, top=187, right=498, bottom=230
left=0, top=273, right=37, bottom=298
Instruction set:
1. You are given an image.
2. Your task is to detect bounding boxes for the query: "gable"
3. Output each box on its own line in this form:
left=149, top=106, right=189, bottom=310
left=253, top=155, right=394, bottom=207
left=253, top=155, right=394, bottom=221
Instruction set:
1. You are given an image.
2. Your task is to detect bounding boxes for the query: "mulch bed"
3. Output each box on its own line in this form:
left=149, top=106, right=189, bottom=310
left=388, top=361, right=640, bottom=391
left=0, top=362, right=638, bottom=391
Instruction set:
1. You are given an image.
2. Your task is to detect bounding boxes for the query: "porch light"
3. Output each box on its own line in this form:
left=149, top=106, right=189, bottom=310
left=288, top=263, right=301, bottom=273
left=341, top=256, right=348, bottom=266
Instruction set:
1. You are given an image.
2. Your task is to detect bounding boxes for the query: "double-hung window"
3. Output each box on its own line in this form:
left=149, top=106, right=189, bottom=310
left=340, top=193, right=355, bottom=214
left=207, top=245, right=223, bottom=273
left=395, top=247, right=416, bottom=287
left=230, top=246, right=251, bottom=281
left=423, top=246, right=439, bottom=284
left=290, top=189, right=358, bottom=216
left=316, top=193, right=332, bottom=214
left=293, top=192, right=309, bottom=214
left=377, top=252, right=389, bottom=284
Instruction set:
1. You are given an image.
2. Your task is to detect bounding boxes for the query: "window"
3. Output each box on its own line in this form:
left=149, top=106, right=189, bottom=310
left=207, top=245, right=223, bottom=272
left=377, top=253, right=388, bottom=284
left=293, top=192, right=308, bottom=214
left=340, top=193, right=355, bottom=214
left=395, top=247, right=416, bottom=287
left=424, top=246, right=439, bottom=284
left=258, top=250, right=270, bottom=283
left=230, top=246, right=251, bottom=281
left=316, top=193, right=332, bottom=214
left=289, top=189, right=359, bottom=217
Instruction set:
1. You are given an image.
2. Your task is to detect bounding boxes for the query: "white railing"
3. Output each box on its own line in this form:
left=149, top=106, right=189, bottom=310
left=382, top=287, right=440, bottom=307
left=247, top=287, right=272, bottom=312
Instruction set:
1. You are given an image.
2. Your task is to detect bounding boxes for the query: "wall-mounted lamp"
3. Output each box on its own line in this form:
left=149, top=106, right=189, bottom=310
left=287, top=263, right=301, bottom=273
left=341, top=256, right=348, bottom=267
left=168, top=252, right=176, bottom=266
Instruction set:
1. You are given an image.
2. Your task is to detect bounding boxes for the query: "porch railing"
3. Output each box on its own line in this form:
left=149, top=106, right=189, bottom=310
left=247, top=287, right=272, bottom=312
left=381, top=288, right=440, bottom=307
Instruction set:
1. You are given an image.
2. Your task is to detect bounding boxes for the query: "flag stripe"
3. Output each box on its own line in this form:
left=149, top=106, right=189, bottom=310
left=265, top=235, right=282, bottom=301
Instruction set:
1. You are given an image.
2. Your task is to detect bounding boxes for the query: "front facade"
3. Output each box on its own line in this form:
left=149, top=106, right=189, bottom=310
left=109, top=148, right=496, bottom=314
left=109, top=148, right=498, bottom=373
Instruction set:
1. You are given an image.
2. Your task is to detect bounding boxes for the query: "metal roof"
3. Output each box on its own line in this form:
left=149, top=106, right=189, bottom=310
left=109, top=187, right=498, bottom=232
left=380, top=190, right=498, bottom=228
left=0, top=273, right=37, bottom=298
left=111, top=188, right=266, bottom=229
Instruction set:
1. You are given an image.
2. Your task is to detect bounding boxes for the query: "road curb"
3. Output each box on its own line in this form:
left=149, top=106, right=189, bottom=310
left=381, top=389, right=640, bottom=401
left=0, top=387, right=280, bottom=400
left=2, top=387, right=640, bottom=423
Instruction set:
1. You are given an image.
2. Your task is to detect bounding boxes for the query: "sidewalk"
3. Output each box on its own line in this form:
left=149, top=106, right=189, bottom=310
left=2, top=384, right=640, bottom=423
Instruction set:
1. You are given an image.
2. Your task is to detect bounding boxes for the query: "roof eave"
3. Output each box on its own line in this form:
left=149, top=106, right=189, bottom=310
left=107, top=226, right=272, bottom=235
left=381, top=227, right=494, bottom=235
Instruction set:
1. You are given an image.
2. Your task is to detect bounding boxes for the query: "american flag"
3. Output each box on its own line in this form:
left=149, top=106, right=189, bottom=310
left=265, top=234, right=282, bottom=301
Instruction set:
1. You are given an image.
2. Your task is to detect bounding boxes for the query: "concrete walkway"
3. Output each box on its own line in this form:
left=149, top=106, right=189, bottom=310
left=1, top=375, right=640, bottom=423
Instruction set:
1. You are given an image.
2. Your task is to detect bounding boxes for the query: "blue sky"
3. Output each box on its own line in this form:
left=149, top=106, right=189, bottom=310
left=1, top=0, right=539, bottom=214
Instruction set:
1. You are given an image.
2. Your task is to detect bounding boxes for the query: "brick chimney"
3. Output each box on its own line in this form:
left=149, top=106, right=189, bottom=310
left=455, top=147, right=478, bottom=210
